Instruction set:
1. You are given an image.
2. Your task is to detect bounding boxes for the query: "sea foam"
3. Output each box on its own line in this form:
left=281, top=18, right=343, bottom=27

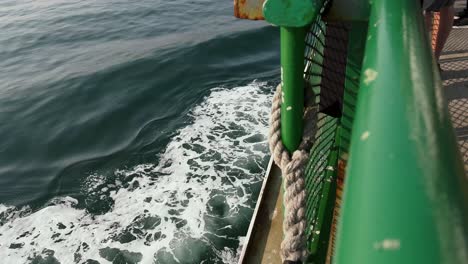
left=0, top=82, right=272, bottom=264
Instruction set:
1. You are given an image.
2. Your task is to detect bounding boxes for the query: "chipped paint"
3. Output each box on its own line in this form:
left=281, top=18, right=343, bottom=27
left=364, top=69, right=378, bottom=85
left=234, top=0, right=265, bottom=20
left=280, top=67, right=284, bottom=88
left=360, top=131, right=370, bottom=141
left=373, top=239, right=401, bottom=250
left=374, top=19, right=382, bottom=27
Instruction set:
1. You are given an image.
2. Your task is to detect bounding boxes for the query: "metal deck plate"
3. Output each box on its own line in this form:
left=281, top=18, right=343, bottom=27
left=441, top=26, right=468, bottom=173
left=443, top=28, right=468, bottom=54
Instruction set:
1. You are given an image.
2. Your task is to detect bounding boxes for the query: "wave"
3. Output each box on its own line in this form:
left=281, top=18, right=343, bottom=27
left=0, top=82, right=273, bottom=264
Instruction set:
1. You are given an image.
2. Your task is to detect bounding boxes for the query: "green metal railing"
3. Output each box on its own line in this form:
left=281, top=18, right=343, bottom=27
left=335, top=1, right=468, bottom=263
left=235, top=0, right=468, bottom=263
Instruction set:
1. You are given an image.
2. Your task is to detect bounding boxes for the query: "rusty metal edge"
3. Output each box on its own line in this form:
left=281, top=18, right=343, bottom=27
left=234, top=0, right=265, bottom=20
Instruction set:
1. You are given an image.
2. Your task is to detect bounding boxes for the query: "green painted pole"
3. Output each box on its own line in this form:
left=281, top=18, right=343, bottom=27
left=280, top=27, right=306, bottom=152
left=334, top=0, right=468, bottom=263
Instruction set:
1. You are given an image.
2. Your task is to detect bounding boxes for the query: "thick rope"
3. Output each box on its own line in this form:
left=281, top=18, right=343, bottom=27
left=269, top=84, right=316, bottom=263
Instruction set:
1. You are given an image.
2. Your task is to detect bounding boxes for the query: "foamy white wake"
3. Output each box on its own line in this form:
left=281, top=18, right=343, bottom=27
left=0, top=82, right=272, bottom=264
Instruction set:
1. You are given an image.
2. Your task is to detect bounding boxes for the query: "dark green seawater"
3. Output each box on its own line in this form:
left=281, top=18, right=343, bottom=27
left=0, top=0, right=280, bottom=263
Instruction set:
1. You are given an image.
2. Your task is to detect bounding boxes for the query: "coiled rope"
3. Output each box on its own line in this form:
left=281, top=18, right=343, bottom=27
left=269, top=83, right=317, bottom=263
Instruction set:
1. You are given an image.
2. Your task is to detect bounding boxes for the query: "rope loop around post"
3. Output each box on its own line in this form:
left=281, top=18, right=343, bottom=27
left=268, top=83, right=316, bottom=263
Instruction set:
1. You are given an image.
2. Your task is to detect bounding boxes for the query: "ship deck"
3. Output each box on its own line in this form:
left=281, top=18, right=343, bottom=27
left=441, top=22, right=468, bottom=173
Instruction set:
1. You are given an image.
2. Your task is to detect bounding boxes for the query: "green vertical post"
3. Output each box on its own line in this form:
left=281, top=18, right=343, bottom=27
left=280, top=27, right=306, bottom=152
left=334, top=0, right=468, bottom=263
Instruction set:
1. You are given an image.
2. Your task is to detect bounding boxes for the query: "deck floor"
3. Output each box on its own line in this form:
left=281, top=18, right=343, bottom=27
left=441, top=20, right=468, bottom=173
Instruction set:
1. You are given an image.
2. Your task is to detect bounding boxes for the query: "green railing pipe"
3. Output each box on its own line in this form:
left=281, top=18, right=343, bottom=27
left=280, top=27, right=307, bottom=152
left=334, top=1, right=468, bottom=263
left=264, top=0, right=324, bottom=152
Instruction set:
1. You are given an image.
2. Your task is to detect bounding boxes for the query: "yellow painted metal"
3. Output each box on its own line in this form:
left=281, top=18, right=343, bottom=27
left=234, top=0, right=265, bottom=20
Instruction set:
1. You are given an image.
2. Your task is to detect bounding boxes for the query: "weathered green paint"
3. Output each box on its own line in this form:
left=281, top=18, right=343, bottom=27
left=308, top=124, right=339, bottom=262
left=334, top=1, right=468, bottom=263
left=280, top=27, right=307, bottom=152
left=309, top=22, right=367, bottom=263
left=263, top=0, right=324, bottom=27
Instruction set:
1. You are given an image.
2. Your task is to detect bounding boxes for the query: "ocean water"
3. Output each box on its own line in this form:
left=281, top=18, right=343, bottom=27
left=0, top=0, right=280, bottom=263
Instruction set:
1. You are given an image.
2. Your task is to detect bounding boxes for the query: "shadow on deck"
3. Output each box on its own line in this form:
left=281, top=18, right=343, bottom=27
left=441, top=26, right=468, bottom=173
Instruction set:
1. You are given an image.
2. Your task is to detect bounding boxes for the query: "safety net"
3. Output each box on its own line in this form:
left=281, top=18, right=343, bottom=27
left=302, top=6, right=361, bottom=263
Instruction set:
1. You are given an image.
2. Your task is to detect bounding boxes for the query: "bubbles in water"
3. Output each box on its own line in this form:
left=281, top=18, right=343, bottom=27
left=0, top=82, right=272, bottom=263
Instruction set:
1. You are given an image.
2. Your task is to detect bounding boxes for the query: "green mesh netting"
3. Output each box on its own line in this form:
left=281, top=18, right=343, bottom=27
left=302, top=11, right=361, bottom=263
